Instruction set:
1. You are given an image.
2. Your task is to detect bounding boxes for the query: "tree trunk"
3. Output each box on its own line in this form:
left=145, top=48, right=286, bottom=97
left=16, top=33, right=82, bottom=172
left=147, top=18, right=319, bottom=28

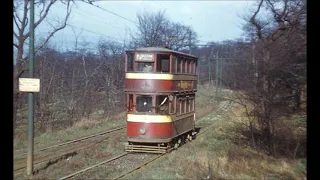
left=294, top=88, right=301, bottom=111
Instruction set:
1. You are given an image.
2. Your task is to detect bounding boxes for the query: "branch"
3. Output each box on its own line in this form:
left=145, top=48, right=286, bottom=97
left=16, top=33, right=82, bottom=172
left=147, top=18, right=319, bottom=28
left=13, top=15, right=21, bottom=32
left=13, top=43, right=19, bottom=49
left=14, top=67, right=28, bottom=80
left=14, top=6, right=24, bottom=24
left=266, top=0, right=289, bottom=23
left=82, top=55, right=88, bottom=78
left=34, top=1, right=72, bottom=55
left=250, top=0, right=264, bottom=39
left=19, top=0, right=29, bottom=40
left=13, top=31, right=19, bottom=40
left=24, top=0, right=58, bottom=39
left=39, top=0, right=46, bottom=17
left=88, top=61, right=105, bottom=83
left=35, top=0, right=57, bottom=28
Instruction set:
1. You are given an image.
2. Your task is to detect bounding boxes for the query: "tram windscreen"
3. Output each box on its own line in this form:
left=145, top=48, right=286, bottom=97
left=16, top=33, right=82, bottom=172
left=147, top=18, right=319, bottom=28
left=136, top=95, right=152, bottom=112
left=136, top=62, right=154, bottom=72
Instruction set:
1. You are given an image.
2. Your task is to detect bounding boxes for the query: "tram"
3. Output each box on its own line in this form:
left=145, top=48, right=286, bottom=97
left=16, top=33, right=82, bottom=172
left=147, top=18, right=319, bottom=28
left=124, top=47, right=198, bottom=153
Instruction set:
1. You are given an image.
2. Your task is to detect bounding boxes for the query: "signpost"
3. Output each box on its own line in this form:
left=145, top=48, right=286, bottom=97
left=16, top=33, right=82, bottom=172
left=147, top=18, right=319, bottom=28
left=19, top=78, right=40, bottom=92
left=26, top=0, right=35, bottom=177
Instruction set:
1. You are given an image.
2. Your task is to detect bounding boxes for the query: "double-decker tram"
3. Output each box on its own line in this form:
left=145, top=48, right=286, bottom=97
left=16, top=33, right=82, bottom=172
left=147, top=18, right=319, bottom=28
left=124, top=47, right=198, bottom=153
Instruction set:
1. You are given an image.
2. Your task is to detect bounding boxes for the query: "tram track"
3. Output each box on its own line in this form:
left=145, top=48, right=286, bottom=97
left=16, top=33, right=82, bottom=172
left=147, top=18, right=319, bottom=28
left=14, top=126, right=126, bottom=159
left=57, top=99, right=233, bottom=180
left=14, top=126, right=126, bottom=174
left=113, top=100, right=233, bottom=180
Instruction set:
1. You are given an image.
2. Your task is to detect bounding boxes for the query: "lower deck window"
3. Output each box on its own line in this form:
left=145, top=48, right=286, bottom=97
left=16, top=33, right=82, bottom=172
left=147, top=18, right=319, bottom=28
left=156, top=95, right=169, bottom=114
left=128, top=94, right=133, bottom=112
left=136, top=95, right=152, bottom=112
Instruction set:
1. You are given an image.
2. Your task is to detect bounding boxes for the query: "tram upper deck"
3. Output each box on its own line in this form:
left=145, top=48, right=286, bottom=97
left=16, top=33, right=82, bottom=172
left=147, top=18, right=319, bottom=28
left=124, top=47, right=198, bottom=93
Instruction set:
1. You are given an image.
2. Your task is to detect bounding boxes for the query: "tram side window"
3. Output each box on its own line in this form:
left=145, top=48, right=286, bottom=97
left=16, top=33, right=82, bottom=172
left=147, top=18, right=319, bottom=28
left=172, top=56, right=176, bottom=73
left=169, top=96, right=175, bottom=114
left=191, top=60, right=195, bottom=74
left=177, top=99, right=181, bottom=115
left=185, top=60, right=189, bottom=74
left=181, top=99, right=186, bottom=114
left=188, top=60, right=192, bottom=74
left=127, top=94, right=133, bottom=112
left=177, top=58, right=181, bottom=73
left=192, top=99, right=194, bottom=111
left=195, top=62, right=197, bottom=75
left=156, top=95, right=169, bottom=114
left=156, top=54, right=170, bottom=73
left=182, top=59, right=185, bottom=73
left=136, top=95, right=152, bottom=112
left=186, top=98, right=190, bottom=113
left=127, top=53, right=134, bottom=72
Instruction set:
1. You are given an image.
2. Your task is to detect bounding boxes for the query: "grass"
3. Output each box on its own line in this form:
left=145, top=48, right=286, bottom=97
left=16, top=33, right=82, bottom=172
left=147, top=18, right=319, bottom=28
left=126, top=100, right=306, bottom=180
left=14, top=112, right=126, bottom=155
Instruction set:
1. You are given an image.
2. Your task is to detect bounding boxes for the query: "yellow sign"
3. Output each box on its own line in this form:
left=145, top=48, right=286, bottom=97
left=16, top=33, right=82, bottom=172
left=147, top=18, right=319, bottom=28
left=136, top=53, right=154, bottom=61
left=19, top=78, right=40, bottom=92
left=178, top=81, right=191, bottom=89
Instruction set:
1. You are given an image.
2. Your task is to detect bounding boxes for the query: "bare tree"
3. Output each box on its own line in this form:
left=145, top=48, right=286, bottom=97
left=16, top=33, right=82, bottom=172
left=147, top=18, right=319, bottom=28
left=222, top=0, right=307, bottom=155
left=131, top=11, right=197, bottom=51
left=13, top=0, right=73, bottom=133
left=194, top=0, right=306, bottom=156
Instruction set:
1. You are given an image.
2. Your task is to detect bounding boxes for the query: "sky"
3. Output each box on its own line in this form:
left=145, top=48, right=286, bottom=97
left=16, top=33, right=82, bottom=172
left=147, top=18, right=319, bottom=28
left=18, top=0, right=258, bottom=52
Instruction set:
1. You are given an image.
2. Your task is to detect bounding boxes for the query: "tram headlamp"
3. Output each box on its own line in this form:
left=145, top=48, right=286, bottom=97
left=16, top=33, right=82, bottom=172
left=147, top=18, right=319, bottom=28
left=139, top=128, right=146, bottom=135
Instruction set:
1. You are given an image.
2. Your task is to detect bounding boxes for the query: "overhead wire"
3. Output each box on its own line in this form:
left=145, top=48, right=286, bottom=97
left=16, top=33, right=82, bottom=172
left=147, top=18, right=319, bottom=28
left=79, top=0, right=138, bottom=25
left=55, top=3, right=125, bottom=30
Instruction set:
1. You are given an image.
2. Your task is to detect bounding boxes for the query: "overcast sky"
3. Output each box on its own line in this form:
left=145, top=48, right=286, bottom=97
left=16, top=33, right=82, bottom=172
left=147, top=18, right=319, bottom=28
left=32, top=0, right=257, bottom=52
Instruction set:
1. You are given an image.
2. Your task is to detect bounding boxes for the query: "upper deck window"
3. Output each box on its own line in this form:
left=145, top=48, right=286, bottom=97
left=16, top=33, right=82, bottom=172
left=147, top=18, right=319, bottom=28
left=136, top=62, right=154, bottom=72
left=177, top=58, right=181, bottom=73
left=127, top=53, right=134, bottom=71
left=135, top=53, right=155, bottom=73
left=156, top=54, right=170, bottom=73
left=172, top=56, right=176, bottom=73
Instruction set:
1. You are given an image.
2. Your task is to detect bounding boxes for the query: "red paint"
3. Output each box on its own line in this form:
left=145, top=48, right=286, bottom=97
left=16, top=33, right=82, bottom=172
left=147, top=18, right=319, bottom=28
left=125, top=79, right=173, bottom=91
left=125, top=79, right=196, bottom=92
left=127, top=122, right=173, bottom=139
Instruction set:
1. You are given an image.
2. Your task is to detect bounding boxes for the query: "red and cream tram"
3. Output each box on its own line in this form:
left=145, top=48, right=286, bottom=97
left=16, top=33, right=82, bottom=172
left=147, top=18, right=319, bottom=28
left=124, top=47, right=198, bottom=153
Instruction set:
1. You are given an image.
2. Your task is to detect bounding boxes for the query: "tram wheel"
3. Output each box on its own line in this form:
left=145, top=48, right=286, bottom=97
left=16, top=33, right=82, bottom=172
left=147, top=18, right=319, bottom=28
left=187, top=134, right=192, bottom=141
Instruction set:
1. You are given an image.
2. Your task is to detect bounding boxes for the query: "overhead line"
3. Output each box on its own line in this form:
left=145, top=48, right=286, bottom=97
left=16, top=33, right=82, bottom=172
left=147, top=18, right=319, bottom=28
left=80, top=1, right=138, bottom=25
left=35, top=13, right=124, bottom=42
left=55, top=4, right=125, bottom=30
left=65, top=23, right=123, bottom=41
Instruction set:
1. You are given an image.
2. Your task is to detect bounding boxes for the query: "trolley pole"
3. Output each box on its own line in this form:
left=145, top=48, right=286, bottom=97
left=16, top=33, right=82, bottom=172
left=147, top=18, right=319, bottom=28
left=27, top=0, right=35, bottom=177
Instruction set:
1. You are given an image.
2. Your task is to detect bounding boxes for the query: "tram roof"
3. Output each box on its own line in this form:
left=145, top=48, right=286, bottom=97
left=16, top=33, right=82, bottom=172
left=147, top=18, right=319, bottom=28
left=126, top=47, right=198, bottom=59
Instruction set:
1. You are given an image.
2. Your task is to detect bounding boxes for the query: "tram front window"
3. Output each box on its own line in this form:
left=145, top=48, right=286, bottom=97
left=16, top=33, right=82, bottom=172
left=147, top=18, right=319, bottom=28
left=136, top=62, right=154, bottom=72
left=136, top=95, right=152, bottom=112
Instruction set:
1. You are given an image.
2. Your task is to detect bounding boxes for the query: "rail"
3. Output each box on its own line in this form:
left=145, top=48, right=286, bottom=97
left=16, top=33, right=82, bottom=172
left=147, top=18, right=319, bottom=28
left=14, top=126, right=126, bottom=159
